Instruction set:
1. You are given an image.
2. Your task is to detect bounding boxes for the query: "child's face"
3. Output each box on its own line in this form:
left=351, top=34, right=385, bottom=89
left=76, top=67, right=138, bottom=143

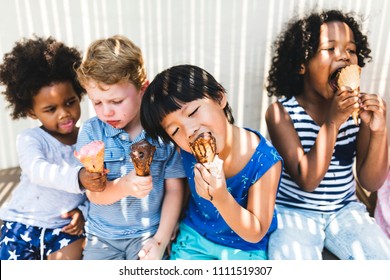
left=161, top=96, right=228, bottom=154
left=86, top=81, right=144, bottom=131
left=305, top=21, right=358, bottom=98
left=28, top=81, right=81, bottom=136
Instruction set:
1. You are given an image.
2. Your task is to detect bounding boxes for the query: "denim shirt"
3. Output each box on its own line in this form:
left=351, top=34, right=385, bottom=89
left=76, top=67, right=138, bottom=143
left=76, top=117, right=186, bottom=239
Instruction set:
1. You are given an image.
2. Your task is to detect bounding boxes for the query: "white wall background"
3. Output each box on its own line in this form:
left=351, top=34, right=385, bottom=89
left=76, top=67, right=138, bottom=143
left=1, top=0, right=389, bottom=169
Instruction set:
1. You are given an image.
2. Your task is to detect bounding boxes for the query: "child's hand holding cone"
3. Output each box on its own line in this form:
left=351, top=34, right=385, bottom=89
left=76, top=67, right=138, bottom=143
left=337, top=64, right=361, bottom=125
left=74, top=140, right=105, bottom=172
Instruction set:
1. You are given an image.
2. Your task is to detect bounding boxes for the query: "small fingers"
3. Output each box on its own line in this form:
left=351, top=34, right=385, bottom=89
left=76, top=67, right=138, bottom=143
left=206, top=184, right=213, bottom=201
left=133, top=185, right=153, bottom=198
left=360, top=94, right=385, bottom=110
left=194, top=163, right=211, bottom=181
left=335, top=86, right=354, bottom=96
left=138, top=249, right=147, bottom=259
left=62, top=224, right=78, bottom=235
left=194, top=164, right=217, bottom=201
left=138, top=240, right=155, bottom=260
left=64, top=228, right=84, bottom=236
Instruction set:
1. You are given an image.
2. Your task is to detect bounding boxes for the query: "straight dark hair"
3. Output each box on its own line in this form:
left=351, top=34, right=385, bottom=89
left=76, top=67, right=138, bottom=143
left=141, top=64, right=234, bottom=143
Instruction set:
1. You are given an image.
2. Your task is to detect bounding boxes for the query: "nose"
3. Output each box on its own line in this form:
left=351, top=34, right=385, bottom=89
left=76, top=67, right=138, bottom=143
left=185, top=124, right=199, bottom=141
left=102, top=104, right=114, bottom=117
left=58, top=107, right=70, bottom=119
left=336, top=49, right=351, bottom=63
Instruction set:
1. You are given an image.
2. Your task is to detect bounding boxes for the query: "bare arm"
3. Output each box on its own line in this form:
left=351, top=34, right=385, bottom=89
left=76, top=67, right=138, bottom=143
left=138, top=177, right=185, bottom=259
left=195, top=161, right=281, bottom=243
left=355, top=93, right=388, bottom=191
left=265, top=102, right=338, bottom=191
left=153, top=178, right=184, bottom=246
left=85, top=170, right=153, bottom=204
left=265, top=89, right=356, bottom=192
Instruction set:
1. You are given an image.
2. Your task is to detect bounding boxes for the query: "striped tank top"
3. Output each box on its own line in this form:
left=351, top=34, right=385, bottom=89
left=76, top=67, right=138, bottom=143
left=276, top=97, right=359, bottom=213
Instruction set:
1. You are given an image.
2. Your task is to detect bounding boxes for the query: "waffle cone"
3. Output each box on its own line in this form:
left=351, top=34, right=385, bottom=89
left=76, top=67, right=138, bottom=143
left=337, top=65, right=361, bottom=125
left=130, top=139, right=156, bottom=176
left=189, top=132, right=222, bottom=176
left=189, top=132, right=217, bottom=164
left=351, top=110, right=359, bottom=126
left=74, top=141, right=105, bottom=173
left=337, top=65, right=361, bottom=90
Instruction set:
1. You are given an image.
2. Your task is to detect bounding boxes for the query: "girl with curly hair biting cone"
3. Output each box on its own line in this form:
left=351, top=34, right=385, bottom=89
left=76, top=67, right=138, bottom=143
left=265, top=9, right=390, bottom=259
left=0, top=36, right=87, bottom=260
left=141, top=64, right=283, bottom=260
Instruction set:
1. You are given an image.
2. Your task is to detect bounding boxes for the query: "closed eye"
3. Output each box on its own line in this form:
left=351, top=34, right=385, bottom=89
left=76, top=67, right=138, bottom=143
left=171, top=127, right=179, bottom=137
left=188, top=106, right=199, bottom=117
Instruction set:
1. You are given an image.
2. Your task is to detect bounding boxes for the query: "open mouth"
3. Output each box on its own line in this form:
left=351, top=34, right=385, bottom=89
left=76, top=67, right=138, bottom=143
left=328, top=67, right=344, bottom=92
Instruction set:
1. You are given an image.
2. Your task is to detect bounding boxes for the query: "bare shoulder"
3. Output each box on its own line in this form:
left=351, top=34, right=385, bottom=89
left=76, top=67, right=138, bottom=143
left=265, top=101, right=288, bottom=124
left=237, top=126, right=260, bottom=149
left=264, top=100, right=299, bottom=158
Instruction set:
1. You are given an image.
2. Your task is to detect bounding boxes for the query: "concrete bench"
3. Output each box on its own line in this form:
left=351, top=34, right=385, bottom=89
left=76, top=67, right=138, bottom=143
left=0, top=166, right=21, bottom=207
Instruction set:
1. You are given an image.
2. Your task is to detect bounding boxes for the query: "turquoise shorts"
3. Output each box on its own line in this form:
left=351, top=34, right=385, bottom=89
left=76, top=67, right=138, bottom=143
left=170, top=223, right=267, bottom=260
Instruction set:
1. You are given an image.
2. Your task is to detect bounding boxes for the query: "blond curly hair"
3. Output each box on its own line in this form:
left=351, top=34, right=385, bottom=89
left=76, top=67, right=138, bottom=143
left=76, top=35, right=147, bottom=90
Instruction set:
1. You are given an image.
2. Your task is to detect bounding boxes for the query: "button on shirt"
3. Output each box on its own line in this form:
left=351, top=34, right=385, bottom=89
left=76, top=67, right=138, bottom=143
left=76, top=117, right=186, bottom=239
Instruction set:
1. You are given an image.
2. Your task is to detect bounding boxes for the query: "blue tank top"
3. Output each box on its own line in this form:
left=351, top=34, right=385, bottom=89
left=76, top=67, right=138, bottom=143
left=276, top=97, right=359, bottom=213
left=181, top=128, right=282, bottom=251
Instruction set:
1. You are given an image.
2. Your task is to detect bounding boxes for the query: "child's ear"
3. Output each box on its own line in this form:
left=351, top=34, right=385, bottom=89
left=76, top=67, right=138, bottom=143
left=298, top=64, right=306, bottom=75
left=140, top=80, right=150, bottom=93
left=218, top=91, right=228, bottom=109
left=27, top=109, right=38, bottom=119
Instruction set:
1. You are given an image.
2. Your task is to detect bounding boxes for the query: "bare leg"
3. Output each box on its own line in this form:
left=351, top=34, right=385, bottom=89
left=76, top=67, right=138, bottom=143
left=48, top=238, right=85, bottom=260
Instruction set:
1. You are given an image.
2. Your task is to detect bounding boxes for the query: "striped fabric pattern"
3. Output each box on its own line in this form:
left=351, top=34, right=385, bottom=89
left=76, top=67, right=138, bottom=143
left=276, top=97, right=359, bottom=213
left=76, top=117, right=186, bottom=239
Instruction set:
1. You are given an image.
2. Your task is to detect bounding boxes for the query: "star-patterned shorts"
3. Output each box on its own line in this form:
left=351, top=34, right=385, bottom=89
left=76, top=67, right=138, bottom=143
left=0, top=221, right=85, bottom=260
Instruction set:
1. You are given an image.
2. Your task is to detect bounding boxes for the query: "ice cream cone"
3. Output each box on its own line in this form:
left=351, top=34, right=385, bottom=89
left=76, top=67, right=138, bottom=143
left=337, top=65, right=361, bottom=125
left=74, top=140, right=105, bottom=173
left=130, top=139, right=156, bottom=176
left=189, top=132, right=222, bottom=177
left=189, top=132, right=217, bottom=164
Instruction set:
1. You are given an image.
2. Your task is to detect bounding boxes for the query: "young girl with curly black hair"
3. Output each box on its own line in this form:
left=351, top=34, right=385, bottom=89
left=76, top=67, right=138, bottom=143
left=0, top=36, right=87, bottom=260
left=265, top=9, right=390, bottom=259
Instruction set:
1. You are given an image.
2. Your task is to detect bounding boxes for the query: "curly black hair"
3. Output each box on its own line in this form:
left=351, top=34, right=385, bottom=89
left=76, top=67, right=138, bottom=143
left=0, top=35, right=85, bottom=119
left=266, top=9, right=372, bottom=98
